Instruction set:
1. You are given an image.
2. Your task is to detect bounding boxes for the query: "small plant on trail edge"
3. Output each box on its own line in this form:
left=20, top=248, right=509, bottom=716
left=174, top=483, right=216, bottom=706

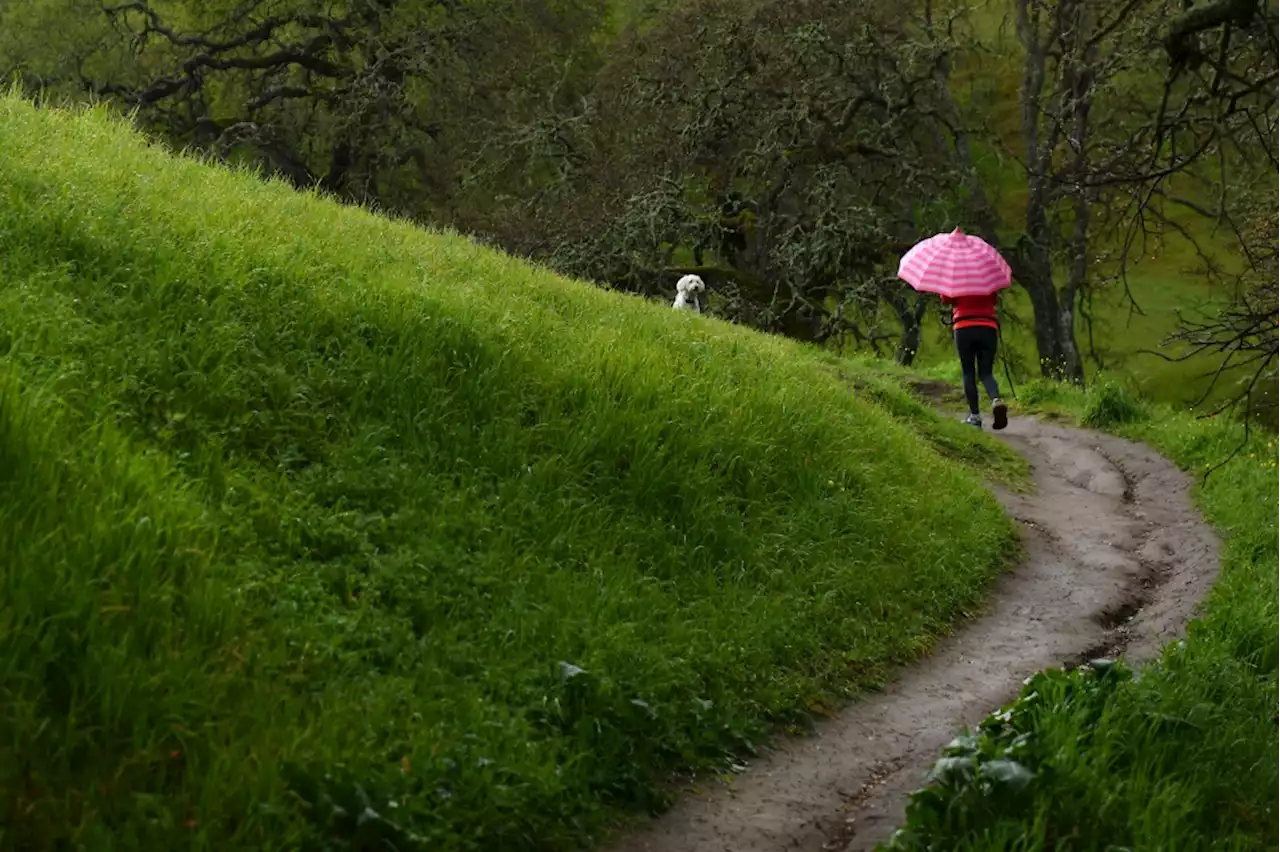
left=1080, top=379, right=1148, bottom=429
left=1013, top=378, right=1070, bottom=408
left=880, top=659, right=1130, bottom=851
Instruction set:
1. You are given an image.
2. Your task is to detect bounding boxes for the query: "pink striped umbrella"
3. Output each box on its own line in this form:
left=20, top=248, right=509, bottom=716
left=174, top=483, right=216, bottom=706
left=897, top=227, right=1012, bottom=298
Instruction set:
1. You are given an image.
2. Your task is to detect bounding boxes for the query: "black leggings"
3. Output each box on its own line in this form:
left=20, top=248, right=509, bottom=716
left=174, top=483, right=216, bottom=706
left=954, top=325, right=1001, bottom=415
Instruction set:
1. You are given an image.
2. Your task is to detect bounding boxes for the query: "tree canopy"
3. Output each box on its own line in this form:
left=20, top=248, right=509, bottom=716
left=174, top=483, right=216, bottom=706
left=2, top=0, right=1275, bottom=408
left=492, top=0, right=970, bottom=354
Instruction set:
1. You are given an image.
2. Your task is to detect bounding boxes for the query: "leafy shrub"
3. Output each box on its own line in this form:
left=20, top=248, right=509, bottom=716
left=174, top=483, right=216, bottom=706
left=1080, top=378, right=1148, bottom=428
left=1014, top=378, right=1070, bottom=408
left=882, top=659, right=1130, bottom=850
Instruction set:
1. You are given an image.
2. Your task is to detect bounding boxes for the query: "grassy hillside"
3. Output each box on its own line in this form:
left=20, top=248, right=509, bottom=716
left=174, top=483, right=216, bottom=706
left=0, top=94, right=1021, bottom=850
left=884, top=378, right=1278, bottom=850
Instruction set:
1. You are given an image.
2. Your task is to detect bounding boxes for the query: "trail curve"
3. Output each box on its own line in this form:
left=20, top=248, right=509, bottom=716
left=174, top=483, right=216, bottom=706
left=608, top=414, right=1220, bottom=852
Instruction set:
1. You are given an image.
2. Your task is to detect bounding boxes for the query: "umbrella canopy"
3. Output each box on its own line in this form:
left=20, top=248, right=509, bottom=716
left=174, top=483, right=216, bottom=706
left=897, top=227, right=1012, bottom=298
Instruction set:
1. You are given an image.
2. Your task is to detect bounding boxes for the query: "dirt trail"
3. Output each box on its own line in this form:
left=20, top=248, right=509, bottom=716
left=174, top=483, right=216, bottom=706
left=609, top=414, right=1220, bottom=852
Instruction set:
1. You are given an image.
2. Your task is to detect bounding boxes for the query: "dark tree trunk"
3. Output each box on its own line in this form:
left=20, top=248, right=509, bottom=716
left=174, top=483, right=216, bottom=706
left=895, top=304, right=926, bottom=366
left=1057, top=1, right=1096, bottom=385
left=883, top=286, right=929, bottom=366
left=1013, top=0, right=1086, bottom=383
left=321, top=141, right=353, bottom=195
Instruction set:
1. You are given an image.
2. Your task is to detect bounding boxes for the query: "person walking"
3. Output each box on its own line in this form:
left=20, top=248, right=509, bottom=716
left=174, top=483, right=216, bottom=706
left=897, top=227, right=1012, bottom=431
left=940, top=292, right=1007, bottom=430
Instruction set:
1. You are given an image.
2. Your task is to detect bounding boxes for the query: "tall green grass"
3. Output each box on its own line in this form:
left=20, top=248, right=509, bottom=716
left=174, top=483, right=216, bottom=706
left=0, top=94, right=1021, bottom=850
left=884, top=379, right=1279, bottom=851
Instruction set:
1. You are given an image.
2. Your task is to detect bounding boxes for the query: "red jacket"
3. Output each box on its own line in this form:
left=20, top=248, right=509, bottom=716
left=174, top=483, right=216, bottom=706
left=941, top=293, right=999, bottom=330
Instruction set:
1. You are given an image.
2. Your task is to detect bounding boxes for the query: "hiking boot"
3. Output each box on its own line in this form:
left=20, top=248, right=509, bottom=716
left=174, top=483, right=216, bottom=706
left=962, top=413, right=983, bottom=429
left=992, top=398, right=1009, bottom=431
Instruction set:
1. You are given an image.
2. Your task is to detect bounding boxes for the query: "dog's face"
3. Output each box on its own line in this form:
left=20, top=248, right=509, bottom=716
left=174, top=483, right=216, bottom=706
left=677, top=274, right=705, bottom=294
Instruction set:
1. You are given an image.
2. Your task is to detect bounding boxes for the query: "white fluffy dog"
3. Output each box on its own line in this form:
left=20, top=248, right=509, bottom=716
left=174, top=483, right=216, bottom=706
left=672, top=274, right=706, bottom=313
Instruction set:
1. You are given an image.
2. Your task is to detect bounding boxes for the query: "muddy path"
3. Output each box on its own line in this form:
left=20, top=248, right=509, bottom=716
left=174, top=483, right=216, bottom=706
left=609, top=414, right=1220, bottom=852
